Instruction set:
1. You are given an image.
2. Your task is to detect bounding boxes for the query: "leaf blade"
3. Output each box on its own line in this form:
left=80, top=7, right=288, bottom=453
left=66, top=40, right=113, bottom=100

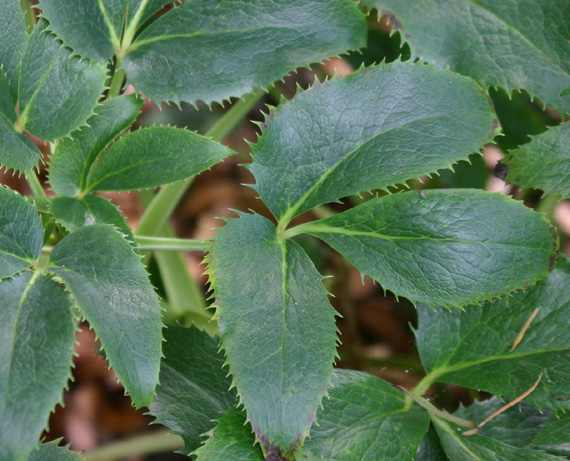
left=207, top=212, right=338, bottom=458
left=0, top=272, right=75, bottom=461
left=249, top=62, right=498, bottom=223
left=301, top=189, right=556, bottom=308
left=363, top=0, right=570, bottom=116
left=48, top=224, right=163, bottom=407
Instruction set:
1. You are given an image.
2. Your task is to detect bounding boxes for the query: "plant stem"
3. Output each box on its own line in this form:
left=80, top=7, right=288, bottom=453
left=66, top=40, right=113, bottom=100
left=107, top=66, right=126, bottom=99
left=25, top=170, right=47, bottom=198
left=19, top=0, right=36, bottom=33
left=136, top=88, right=266, bottom=236
left=83, top=429, right=183, bottom=461
left=135, top=235, right=209, bottom=252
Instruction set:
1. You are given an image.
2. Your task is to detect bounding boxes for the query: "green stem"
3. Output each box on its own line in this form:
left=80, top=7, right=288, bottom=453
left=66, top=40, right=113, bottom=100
left=19, top=0, right=36, bottom=33
left=107, top=66, right=126, bottom=99
left=25, top=170, right=47, bottom=198
left=136, top=88, right=266, bottom=236
left=135, top=235, right=209, bottom=252
left=536, top=193, right=561, bottom=226
left=83, top=429, right=183, bottom=461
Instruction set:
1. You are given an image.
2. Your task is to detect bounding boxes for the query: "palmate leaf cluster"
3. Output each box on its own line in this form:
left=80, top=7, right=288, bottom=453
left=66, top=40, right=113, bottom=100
left=0, top=0, right=568, bottom=460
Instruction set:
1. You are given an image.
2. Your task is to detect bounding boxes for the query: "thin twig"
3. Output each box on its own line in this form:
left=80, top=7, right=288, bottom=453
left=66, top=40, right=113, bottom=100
left=463, top=372, right=543, bottom=436
left=511, top=307, right=540, bottom=351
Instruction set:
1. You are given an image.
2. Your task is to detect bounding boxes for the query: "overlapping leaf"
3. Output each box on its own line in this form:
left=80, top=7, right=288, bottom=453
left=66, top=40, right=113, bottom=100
left=29, top=440, right=84, bottom=461
left=194, top=409, right=263, bottom=461
left=50, top=195, right=135, bottom=243
left=84, top=126, right=233, bottom=192
left=300, top=189, right=556, bottom=308
left=299, top=370, right=430, bottom=460
left=48, top=224, right=162, bottom=407
left=149, top=325, right=236, bottom=456
left=48, top=94, right=143, bottom=196
left=0, top=187, right=43, bottom=279
left=415, top=254, right=570, bottom=413
left=39, top=0, right=172, bottom=61
left=0, top=0, right=27, bottom=97
left=207, top=212, right=338, bottom=459
left=534, top=414, right=570, bottom=447
left=249, top=62, right=498, bottom=224
left=503, top=122, right=570, bottom=199
left=363, top=0, right=570, bottom=116
left=415, top=431, right=448, bottom=461
left=0, top=272, right=75, bottom=461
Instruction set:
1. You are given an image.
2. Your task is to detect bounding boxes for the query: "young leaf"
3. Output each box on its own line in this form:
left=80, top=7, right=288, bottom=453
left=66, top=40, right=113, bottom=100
left=16, top=20, right=107, bottom=140
left=207, top=212, right=338, bottom=459
left=122, top=0, right=366, bottom=105
left=415, top=254, right=570, bottom=413
left=47, top=224, right=162, bottom=407
left=50, top=195, right=135, bottom=244
left=249, top=62, right=498, bottom=225
left=48, top=94, right=143, bottom=196
left=29, top=440, right=84, bottom=461
left=0, top=71, right=42, bottom=172
left=0, top=0, right=27, bottom=98
left=299, top=189, right=556, bottom=308
left=149, top=325, right=237, bottom=456
left=0, top=186, right=43, bottom=280
left=39, top=0, right=172, bottom=61
left=194, top=409, right=264, bottom=461
left=84, top=126, right=233, bottom=192
left=362, top=0, right=570, bottom=116
left=0, top=272, right=75, bottom=461
left=298, top=370, right=430, bottom=460
left=431, top=416, right=564, bottom=461
left=503, top=122, right=570, bottom=199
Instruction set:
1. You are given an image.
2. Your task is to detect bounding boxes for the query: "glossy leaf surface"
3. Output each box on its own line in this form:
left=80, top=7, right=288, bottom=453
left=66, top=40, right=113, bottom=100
left=50, top=195, right=135, bottom=243
left=0, top=272, right=75, bottom=461
left=504, top=122, right=570, bottom=199
left=302, top=189, right=556, bottom=308
left=17, top=20, right=107, bottom=140
left=299, top=370, right=430, bottom=460
left=0, top=187, right=43, bottom=280
left=363, top=0, right=570, bottom=115
left=416, top=254, right=570, bottom=413
left=48, top=94, right=143, bottom=196
left=85, top=126, right=233, bottom=192
left=123, top=0, right=366, bottom=105
left=48, top=225, right=162, bottom=407
left=207, top=212, right=337, bottom=459
left=149, top=325, right=236, bottom=456
left=249, top=62, right=498, bottom=224
left=194, top=409, right=263, bottom=461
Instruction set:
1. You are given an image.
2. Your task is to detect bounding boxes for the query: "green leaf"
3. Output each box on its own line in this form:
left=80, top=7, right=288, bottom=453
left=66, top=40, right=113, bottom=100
left=207, top=212, right=338, bottom=459
left=48, top=94, right=143, bottom=196
left=431, top=416, right=565, bottom=461
left=0, top=186, right=43, bottom=280
left=122, top=0, right=366, bottom=105
left=299, top=369, right=430, bottom=461
left=534, top=413, right=570, bottom=446
left=194, top=409, right=264, bottom=461
left=50, top=195, right=135, bottom=244
left=148, top=325, right=237, bottom=456
left=17, top=20, right=107, bottom=140
left=85, top=126, right=233, bottom=192
left=455, top=398, right=550, bottom=448
left=0, top=0, right=27, bottom=98
left=0, top=271, right=75, bottom=461
left=298, top=189, right=556, bottom=308
left=363, top=0, right=570, bottom=116
left=0, top=70, right=42, bottom=172
left=415, top=431, right=449, bottom=461
left=415, top=254, right=570, bottom=413
left=29, top=440, right=84, bottom=461
left=503, top=122, right=570, bottom=199
left=39, top=0, right=172, bottom=61
left=48, top=224, right=162, bottom=407
left=249, top=62, right=498, bottom=225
